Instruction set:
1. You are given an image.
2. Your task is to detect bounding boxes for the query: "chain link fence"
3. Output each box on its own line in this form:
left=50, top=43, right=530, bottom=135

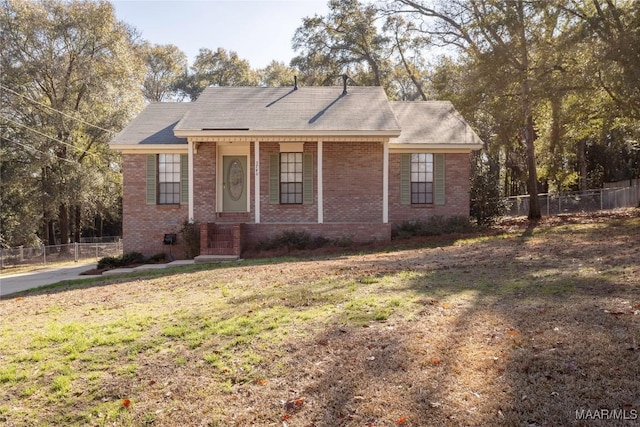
left=504, top=184, right=640, bottom=217
left=0, top=239, right=122, bottom=269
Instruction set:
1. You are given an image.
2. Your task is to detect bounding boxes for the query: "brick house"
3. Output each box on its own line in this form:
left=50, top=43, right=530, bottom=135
left=109, top=84, right=482, bottom=259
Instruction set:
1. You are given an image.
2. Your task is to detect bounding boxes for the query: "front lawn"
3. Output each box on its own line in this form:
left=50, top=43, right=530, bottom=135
left=1, top=210, right=639, bottom=426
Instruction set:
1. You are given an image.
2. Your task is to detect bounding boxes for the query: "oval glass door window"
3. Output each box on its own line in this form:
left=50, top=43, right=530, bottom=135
left=227, top=159, right=244, bottom=201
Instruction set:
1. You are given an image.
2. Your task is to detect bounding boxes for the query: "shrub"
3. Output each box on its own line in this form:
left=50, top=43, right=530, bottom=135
left=97, top=256, right=121, bottom=270
left=97, top=251, right=146, bottom=269
left=181, top=220, right=200, bottom=259
left=148, top=252, right=166, bottom=263
left=255, top=230, right=332, bottom=252
left=121, top=251, right=145, bottom=265
left=392, top=216, right=474, bottom=239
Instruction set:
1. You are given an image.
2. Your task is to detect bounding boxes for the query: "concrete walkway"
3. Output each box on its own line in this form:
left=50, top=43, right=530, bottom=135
left=0, top=262, right=97, bottom=297
left=0, top=260, right=195, bottom=297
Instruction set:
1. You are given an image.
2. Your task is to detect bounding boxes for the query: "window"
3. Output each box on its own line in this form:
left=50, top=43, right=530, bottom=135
left=411, top=153, right=433, bottom=204
left=158, top=153, right=181, bottom=204
left=269, top=152, right=313, bottom=205
left=280, top=152, right=303, bottom=204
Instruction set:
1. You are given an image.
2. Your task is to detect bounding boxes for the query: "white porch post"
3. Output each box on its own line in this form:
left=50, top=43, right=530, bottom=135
left=317, top=140, right=323, bottom=223
left=383, top=140, right=389, bottom=223
left=188, top=139, right=195, bottom=221
left=254, top=140, right=260, bottom=223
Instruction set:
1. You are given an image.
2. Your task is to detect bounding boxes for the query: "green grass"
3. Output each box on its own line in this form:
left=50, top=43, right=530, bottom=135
left=0, top=212, right=639, bottom=426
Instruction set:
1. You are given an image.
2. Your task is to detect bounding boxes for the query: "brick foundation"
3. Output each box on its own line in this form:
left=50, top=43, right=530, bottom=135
left=242, top=223, right=391, bottom=249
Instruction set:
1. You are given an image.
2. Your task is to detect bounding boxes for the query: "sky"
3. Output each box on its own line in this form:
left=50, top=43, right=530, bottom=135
left=112, top=0, right=329, bottom=69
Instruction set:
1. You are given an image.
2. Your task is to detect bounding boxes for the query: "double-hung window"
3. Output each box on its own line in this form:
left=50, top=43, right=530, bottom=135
left=411, top=153, right=433, bottom=204
left=400, top=153, right=445, bottom=206
left=269, top=150, right=313, bottom=205
left=158, top=154, right=181, bottom=204
left=146, top=153, right=188, bottom=205
left=280, top=152, right=303, bottom=204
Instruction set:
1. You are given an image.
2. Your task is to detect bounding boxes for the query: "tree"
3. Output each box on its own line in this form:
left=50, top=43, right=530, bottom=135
left=141, top=43, right=188, bottom=102
left=291, top=0, right=392, bottom=87
left=392, top=0, right=586, bottom=219
left=174, top=47, right=258, bottom=100
left=567, top=0, right=640, bottom=120
left=259, top=60, right=297, bottom=87
left=384, top=16, right=432, bottom=100
left=0, top=0, right=145, bottom=247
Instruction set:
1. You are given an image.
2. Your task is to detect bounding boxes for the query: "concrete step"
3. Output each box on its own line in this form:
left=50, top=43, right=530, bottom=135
left=194, top=255, right=240, bottom=264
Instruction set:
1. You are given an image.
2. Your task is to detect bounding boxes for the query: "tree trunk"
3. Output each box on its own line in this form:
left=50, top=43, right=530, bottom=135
left=524, top=113, right=541, bottom=219
left=74, top=204, right=81, bottom=243
left=517, top=1, right=541, bottom=220
left=549, top=95, right=562, bottom=192
left=59, top=204, right=70, bottom=253
left=42, top=215, right=49, bottom=246
left=578, top=140, right=587, bottom=191
left=48, top=220, right=56, bottom=246
left=395, top=31, right=428, bottom=100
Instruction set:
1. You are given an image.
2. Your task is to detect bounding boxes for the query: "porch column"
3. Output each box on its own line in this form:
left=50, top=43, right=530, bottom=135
left=383, top=140, right=389, bottom=223
left=317, top=140, right=323, bottom=223
left=254, top=140, right=260, bottom=223
left=188, top=139, right=194, bottom=221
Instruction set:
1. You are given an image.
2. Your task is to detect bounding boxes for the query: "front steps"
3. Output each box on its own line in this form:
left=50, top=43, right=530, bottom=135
left=194, top=255, right=240, bottom=264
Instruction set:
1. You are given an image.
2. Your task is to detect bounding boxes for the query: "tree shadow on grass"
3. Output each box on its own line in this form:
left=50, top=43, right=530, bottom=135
left=266, top=221, right=640, bottom=426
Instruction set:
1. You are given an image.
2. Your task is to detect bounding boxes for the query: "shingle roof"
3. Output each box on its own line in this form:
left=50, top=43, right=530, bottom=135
left=174, top=86, right=401, bottom=135
left=389, top=101, right=483, bottom=148
left=110, top=103, right=189, bottom=145
left=108, top=89, right=484, bottom=150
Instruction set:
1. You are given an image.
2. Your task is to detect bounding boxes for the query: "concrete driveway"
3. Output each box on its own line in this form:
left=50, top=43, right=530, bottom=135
left=0, top=262, right=97, bottom=297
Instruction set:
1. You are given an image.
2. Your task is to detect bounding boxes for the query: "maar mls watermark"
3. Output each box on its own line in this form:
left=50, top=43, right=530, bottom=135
left=575, top=408, right=638, bottom=421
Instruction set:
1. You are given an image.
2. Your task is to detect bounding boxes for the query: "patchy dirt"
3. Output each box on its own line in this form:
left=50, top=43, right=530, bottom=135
left=1, top=209, right=639, bottom=426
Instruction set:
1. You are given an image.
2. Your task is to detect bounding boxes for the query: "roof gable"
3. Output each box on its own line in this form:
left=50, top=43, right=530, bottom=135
left=389, top=101, right=483, bottom=148
left=110, top=103, right=189, bottom=146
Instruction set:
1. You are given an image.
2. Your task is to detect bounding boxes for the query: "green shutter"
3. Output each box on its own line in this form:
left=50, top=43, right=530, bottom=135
left=434, top=153, right=445, bottom=205
left=269, top=154, right=279, bottom=204
left=303, top=153, right=313, bottom=204
left=146, top=154, right=156, bottom=205
left=180, top=154, right=189, bottom=204
left=400, top=153, right=411, bottom=205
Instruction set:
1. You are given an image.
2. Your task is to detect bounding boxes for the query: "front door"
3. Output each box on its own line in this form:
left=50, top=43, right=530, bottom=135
left=222, top=155, right=247, bottom=212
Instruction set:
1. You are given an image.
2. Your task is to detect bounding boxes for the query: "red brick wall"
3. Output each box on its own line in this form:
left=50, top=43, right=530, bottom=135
left=388, top=152, right=471, bottom=224
left=323, top=141, right=383, bottom=223
left=122, top=154, right=188, bottom=258
left=259, top=141, right=317, bottom=223
left=193, top=142, right=217, bottom=223
left=122, top=146, right=472, bottom=258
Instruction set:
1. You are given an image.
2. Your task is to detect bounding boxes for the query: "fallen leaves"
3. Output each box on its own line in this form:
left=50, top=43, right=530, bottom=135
left=396, top=416, right=407, bottom=424
left=121, top=398, right=131, bottom=408
left=281, top=397, right=305, bottom=420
